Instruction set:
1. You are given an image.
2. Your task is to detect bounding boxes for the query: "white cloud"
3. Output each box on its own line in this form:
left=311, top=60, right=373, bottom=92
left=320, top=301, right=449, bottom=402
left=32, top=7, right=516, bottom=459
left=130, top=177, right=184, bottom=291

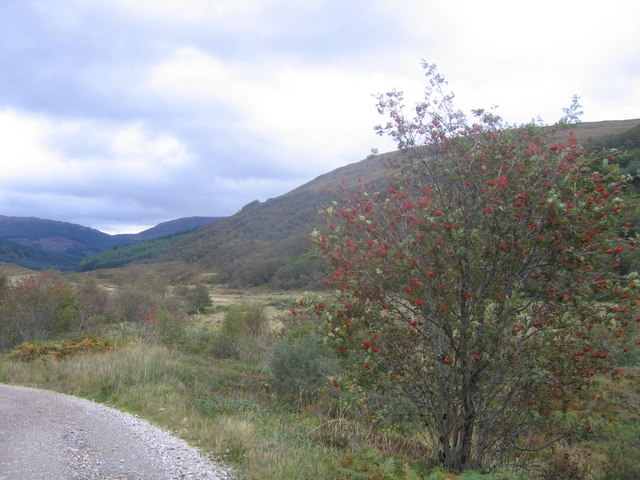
left=146, top=47, right=403, bottom=172
left=1, top=0, right=638, bottom=233
left=110, top=123, right=189, bottom=169
left=374, top=0, right=640, bottom=123
left=0, top=109, right=191, bottom=185
left=0, top=110, right=60, bottom=177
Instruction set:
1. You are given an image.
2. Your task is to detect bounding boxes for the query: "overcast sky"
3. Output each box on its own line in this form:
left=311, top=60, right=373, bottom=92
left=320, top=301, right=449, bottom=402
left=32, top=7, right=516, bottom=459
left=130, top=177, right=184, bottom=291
left=1, top=0, right=639, bottom=234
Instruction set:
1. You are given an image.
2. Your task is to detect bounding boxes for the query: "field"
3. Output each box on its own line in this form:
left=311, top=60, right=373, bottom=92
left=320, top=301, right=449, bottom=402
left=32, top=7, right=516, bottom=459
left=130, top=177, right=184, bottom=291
left=1, top=276, right=639, bottom=480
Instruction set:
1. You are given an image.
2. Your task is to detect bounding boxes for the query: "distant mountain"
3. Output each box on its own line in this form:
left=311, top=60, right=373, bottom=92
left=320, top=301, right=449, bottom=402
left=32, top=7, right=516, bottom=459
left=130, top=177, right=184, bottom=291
left=77, top=226, right=217, bottom=272
left=156, top=119, right=640, bottom=289
left=0, top=216, right=129, bottom=270
left=116, top=216, right=224, bottom=242
left=0, top=216, right=222, bottom=271
left=0, top=238, right=80, bottom=271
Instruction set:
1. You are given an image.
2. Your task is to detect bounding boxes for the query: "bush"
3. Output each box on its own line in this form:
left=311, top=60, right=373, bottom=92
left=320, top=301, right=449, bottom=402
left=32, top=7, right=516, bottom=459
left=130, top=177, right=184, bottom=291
left=153, top=310, right=188, bottom=349
left=187, top=283, right=213, bottom=314
left=268, top=333, right=338, bottom=403
left=209, top=305, right=270, bottom=360
left=0, top=271, right=81, bottom=349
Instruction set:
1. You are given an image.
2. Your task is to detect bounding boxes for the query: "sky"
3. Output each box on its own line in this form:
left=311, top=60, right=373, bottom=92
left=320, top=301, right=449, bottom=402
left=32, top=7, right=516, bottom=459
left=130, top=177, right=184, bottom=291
left=1, top=0, right=639, bottom=234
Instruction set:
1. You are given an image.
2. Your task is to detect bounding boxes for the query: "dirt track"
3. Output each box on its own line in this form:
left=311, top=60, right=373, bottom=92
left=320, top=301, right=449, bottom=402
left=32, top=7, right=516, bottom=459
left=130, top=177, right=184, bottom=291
left=0, top=384, right=232, bottom=480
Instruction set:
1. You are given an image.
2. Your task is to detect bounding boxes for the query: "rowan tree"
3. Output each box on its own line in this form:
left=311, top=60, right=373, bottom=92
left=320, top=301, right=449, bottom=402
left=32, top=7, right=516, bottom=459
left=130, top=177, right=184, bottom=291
left=308, top=63, right=639, bottom=472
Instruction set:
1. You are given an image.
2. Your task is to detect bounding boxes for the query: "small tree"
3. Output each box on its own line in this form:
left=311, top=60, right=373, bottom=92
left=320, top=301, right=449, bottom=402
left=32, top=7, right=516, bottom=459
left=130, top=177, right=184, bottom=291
left=0, top=271, right=80, bottom=346
left=187, top=283, right=212, bottom=314
left=310, top=63, right=639, bottom=472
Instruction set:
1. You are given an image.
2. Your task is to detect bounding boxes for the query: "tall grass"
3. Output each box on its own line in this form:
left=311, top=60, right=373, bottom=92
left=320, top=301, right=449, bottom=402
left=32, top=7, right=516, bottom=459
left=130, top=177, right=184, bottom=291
left=0, top=342, right=338, bottom=479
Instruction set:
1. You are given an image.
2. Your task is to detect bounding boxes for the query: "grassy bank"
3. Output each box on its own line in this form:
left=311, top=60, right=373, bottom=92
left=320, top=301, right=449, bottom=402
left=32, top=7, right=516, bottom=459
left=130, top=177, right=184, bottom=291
left=0, top=342, right=338, bottom=479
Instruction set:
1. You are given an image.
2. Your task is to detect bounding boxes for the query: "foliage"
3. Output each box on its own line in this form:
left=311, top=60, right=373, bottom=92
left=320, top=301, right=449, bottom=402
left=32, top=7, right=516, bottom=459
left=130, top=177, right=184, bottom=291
left=209, top=305, right=270, bottom=360
left=268, top=333, right=338, bottom=403
left=9, top=335, right=115, bottom=361
left=600, top=421, right=640, bottom=480
left=336, top=449, right=513, bottom=480
left=0, top=271, right=82, bottom=349
left=151, top=310, right=189, bottom=349
left=309, top=62, right=640, bottom=472
left=112, top=273, right=168, bottom=323
left=76, top=229, right=195, bottom=271
left=0, top=285, right=637, bottom=480
left=184, top=283, right=213, bottom=314
left=193, top=394, right=261, bottom=417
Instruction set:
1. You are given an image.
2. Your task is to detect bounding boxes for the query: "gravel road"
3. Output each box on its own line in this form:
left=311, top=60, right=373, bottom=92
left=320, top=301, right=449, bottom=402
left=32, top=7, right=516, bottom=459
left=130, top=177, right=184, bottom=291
left=0, top=384, right=234, bottom=480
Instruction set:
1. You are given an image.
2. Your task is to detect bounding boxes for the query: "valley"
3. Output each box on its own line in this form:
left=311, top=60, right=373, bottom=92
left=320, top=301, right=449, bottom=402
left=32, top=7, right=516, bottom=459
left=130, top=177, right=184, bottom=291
left=1, top=117, right=639, bottom=479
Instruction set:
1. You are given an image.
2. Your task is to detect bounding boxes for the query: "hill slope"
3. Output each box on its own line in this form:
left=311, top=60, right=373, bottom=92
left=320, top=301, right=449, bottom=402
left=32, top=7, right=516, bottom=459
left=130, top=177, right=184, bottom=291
left=116, top=216, right=224, bottom=242
left=163, top=150, right=391, bottom=288
left=0, top=216, right=130, bottom=270
left=0, top=216, right=222, bottom=271
left=160, top=119, right=640, bottom=289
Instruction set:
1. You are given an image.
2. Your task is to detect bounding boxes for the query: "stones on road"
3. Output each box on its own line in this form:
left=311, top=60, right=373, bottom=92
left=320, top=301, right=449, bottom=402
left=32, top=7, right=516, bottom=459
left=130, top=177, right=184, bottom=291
left=0, top=384, right=233, bottom=480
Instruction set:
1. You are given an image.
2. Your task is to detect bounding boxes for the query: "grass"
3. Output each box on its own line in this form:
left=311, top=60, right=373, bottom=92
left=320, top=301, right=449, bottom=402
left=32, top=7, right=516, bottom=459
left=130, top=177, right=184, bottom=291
left=0, top=342, right=339, bottom=479
left=2, top=353, right=636, bottom=480
left=1, top=290, right=638, bottom=480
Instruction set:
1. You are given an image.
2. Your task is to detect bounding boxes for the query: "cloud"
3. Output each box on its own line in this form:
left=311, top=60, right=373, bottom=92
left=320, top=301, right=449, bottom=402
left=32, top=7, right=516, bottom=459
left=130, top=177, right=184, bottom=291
left=0, top=109, right=202, bottom=229
left=0, top=109, right=190, bottom=183
left=0, top=0, right=638, bottom=233
left=146, top=47, right=400, bottom=171
left=376, top=0, right=640, bottom=123
left=0, top=106, right=308, bottom=232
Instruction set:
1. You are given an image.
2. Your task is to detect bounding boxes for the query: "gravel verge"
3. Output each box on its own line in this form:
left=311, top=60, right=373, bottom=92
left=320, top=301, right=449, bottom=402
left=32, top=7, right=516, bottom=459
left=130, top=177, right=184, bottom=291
left=0, top=384, right=235, bottom=480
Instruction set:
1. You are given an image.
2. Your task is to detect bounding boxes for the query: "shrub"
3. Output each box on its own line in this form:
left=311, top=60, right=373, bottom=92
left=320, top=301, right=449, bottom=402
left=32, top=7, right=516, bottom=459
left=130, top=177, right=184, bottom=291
left=154, top=310, right=188, bottom=349
left=601, top=421, right=640, bottom=480
left=187, top=283, right=213, bottom=314
left=268, top=333, right=338, bottom=403
left=0, top=271, right=81, bottom=348
left=310, top=62, right=640, bottom=471
left=209, top=305, right=270, bottom=360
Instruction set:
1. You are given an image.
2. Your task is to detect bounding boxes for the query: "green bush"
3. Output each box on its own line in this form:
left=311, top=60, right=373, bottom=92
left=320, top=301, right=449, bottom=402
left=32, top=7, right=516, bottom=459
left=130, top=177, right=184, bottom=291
left=209, top=305, right=269, bottom=360
left=268, top=333, right=338, bottom=403
left=193, top=394, right=260, bottom=417
left=0, top=271, right=82, bottom=349
left=154, top=310, right=188, bottom=349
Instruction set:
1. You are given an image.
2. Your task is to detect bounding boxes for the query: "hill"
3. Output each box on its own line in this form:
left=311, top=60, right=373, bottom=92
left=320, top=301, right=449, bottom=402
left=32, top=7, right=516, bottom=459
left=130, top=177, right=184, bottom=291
left=0, top=216, right=222, bottom=271
left=156, top=119, right=640, bottom=289
left=115, top=216, right=224, bottom=242
left=0, top=216, right=129, bottom=270
left=77, top=228, right=205, bottom=272
left=0, top=238, right=80, bottom=271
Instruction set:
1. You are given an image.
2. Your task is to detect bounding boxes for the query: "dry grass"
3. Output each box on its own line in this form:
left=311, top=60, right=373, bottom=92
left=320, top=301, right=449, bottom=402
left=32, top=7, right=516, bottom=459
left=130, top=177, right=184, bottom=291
left=0, top=342, right=337, bottom=479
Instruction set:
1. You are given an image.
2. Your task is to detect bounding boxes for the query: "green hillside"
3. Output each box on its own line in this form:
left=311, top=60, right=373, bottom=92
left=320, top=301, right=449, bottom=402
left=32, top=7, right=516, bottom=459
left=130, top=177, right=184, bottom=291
left=0, top=216, right=222, bottom=271
left=157, top=119, right=640, bottom=289
left=0, top=239, right=79, bottom=270
left=162, top=149, right=392, bottom=289
left=77, top=229, right=198, bottom=271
